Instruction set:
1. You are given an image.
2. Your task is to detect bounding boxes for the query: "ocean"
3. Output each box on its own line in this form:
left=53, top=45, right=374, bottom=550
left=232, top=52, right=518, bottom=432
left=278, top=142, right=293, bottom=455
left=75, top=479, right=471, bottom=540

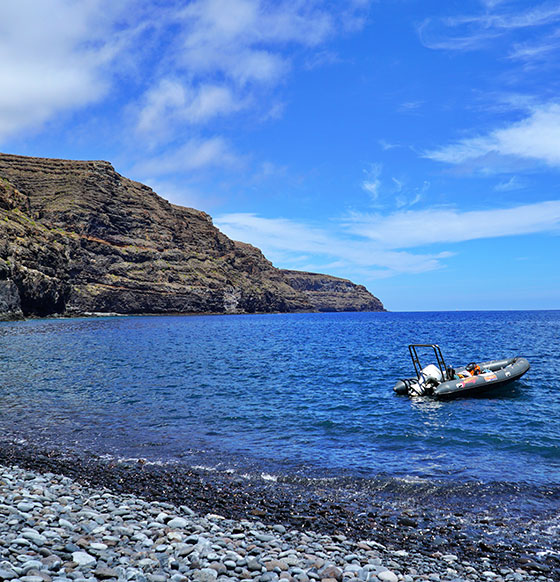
left=1, top=310, right=559, bottom=501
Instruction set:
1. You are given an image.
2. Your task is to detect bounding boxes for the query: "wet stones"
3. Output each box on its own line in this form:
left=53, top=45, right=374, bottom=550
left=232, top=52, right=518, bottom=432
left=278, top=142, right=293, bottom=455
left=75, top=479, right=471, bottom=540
left=0, top=463, right=555, bottom=582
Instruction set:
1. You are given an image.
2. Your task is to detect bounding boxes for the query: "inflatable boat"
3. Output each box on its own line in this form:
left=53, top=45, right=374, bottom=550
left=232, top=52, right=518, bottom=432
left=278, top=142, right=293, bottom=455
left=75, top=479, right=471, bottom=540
left=393, top=344, right=530, bottom=399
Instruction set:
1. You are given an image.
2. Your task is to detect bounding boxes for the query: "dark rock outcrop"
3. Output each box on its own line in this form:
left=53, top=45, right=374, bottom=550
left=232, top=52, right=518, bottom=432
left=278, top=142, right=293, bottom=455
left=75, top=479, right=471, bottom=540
left=0, top=153, right=384, bottom=318
left=280, top=270, right=384, bottom=312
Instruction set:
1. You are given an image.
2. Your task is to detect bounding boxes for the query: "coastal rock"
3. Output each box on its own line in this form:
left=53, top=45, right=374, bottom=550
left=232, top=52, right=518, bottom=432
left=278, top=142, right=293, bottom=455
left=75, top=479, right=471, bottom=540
left=194, top=568, right=218, bottom=582
left=0, top=460, right=551, bottom=582
left=71, top=551, right=96, bottom=566
left=168, top=517, right=189, bottom=529
left=93, top=566, right=119, bottom=579
left=0, top=153, right=385, bottom=319
left=377, top=571, right=398, bottom=582
left=0, top=279, right=21, bottom=318
left=319, top=566, right=342, bottom=580
left=279, top=270, right=384, bottom=312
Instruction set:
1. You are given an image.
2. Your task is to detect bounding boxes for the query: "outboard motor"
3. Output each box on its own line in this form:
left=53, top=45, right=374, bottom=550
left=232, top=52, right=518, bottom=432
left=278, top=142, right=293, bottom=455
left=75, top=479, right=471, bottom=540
left=414, top=364, right=443, bottom=395
left=394, top=363, right=443, bottom=396
left=393, top=378, right=416, bottom=395
left=420, top=364, right=443, bottom=384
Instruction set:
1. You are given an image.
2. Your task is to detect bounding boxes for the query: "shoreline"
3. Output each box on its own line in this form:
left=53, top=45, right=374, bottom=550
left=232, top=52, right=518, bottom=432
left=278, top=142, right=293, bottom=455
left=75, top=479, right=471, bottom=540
left=0, top=440, right=557, bottom=580
left=0, top=307, right=390, bottom=323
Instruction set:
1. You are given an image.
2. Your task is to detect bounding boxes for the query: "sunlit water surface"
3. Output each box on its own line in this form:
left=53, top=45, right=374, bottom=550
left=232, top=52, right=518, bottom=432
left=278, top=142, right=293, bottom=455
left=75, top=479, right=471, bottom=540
left=1, top=311, right=559, bottom=497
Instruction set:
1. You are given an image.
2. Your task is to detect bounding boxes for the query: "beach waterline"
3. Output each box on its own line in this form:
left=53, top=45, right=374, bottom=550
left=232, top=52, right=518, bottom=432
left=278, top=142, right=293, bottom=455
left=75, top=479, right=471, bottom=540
left=1, top=311, right=558, bottom=486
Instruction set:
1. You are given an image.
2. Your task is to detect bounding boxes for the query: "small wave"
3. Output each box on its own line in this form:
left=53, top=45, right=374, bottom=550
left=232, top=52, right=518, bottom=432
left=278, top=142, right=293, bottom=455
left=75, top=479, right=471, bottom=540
left=260, top=473, right=278, bottom=482
left=1, top=311, right=559, bottom=491
left=103, top=455, right=178, bottom=467
left=191, top=464, right=220, bottom=472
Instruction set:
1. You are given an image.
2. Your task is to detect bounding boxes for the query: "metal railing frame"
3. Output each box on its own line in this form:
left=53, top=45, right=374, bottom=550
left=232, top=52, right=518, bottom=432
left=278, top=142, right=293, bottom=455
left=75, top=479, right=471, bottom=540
left=408, top=344, right=448, bottom=381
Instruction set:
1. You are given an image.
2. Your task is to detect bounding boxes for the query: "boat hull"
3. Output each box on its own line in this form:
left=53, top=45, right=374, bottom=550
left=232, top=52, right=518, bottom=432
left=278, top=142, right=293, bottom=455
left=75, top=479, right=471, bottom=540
left=433, top=357, right=530, bottom=399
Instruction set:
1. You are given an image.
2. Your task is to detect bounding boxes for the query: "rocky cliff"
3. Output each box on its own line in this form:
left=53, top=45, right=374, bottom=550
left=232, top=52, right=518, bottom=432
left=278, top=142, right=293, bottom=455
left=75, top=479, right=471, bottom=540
left=280, top=270, right=383, bottom=312
left=0, top=153, right=384, bottom=318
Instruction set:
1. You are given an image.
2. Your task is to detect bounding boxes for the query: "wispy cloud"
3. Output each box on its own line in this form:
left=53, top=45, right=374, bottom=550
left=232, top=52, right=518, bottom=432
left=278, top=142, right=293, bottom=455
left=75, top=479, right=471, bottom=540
left=345, top=200, right=560, bottom=249
left=419, top=2, right=560, bottom=52
left=494, top=175, right=525, bottom=191
left=418, top=17, right=500, bottom=52
left=177, top=0, right=335, bottom=83
left=509, top=29, right=560, bottom=62
left=215, top=200, right=560, bottom=277
left=424, top=103, right=560, bottom=169
left=361, top=163, right=382, bottom=199
left=362, top=169, right=428, bottom=210
left=476, top=4, right=560, bottom=30
left=215, top=212, right=450, bottom=276
left=391, top=177, right=403, bottom=193
left=0, top=0, right=139, bottom=142
left=398, top=101, right=424, bottom=113
left=395, top=181, right=428, bottom=209
left=379, top=139, right=400, bottom=151
left=134, top=1, right=369, bottom=141
left=0, top=0, right=370, bottom=148
left=137, top=80, right=245, bottom=138
left=132, top=137, right=242, bottom=176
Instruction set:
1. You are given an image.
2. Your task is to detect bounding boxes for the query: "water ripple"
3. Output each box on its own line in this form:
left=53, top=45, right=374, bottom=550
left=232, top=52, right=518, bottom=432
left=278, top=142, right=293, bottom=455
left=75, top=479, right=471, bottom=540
left=0, top=311, right=559, bottom=490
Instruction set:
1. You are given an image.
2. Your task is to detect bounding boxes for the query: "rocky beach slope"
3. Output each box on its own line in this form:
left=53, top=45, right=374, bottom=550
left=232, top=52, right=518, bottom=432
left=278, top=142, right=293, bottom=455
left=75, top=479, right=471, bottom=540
left=0, top=442, right=557, bottom=582
left=0, top=153, right=384, bottom=319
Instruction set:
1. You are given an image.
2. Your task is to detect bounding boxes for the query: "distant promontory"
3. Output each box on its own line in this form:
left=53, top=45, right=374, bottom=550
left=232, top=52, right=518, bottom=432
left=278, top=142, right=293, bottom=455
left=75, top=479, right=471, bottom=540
left=0, top=153, right=384, bottom=319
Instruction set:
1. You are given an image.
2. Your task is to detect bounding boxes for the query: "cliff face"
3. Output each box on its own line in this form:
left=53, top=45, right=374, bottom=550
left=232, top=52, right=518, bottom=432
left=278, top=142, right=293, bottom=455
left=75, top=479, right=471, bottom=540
left=280, top=270, right=384, bottom=312
left=0, top=153, right=384, bottom=318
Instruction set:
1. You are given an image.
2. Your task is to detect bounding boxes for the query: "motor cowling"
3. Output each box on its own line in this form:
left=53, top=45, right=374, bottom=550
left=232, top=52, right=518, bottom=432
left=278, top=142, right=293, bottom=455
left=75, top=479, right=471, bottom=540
left=420, top=364, right=443, bottom=383
left=394, top=365, right=443, bottom=397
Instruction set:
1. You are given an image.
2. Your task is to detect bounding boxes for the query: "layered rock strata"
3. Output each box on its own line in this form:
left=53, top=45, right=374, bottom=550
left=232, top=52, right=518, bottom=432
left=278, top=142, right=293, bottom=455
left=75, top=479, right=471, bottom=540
left=0, top=153, right=384, bottom=318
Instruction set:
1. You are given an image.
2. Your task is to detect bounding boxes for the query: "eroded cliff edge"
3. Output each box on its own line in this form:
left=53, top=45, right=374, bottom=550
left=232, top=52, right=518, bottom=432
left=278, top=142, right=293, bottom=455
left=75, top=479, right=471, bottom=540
left=0, top=153, right=384, bottom=318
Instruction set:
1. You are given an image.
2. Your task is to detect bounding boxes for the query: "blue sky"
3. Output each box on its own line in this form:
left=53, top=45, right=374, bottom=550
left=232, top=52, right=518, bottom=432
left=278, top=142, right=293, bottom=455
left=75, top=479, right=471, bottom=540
left=1, top=0, right=559, bottom=310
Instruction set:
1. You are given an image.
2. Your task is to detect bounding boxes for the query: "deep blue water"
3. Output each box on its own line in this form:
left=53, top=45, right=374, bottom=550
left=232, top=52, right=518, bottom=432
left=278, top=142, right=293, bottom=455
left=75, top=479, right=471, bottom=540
left=1, top=311, right=559, bottom=489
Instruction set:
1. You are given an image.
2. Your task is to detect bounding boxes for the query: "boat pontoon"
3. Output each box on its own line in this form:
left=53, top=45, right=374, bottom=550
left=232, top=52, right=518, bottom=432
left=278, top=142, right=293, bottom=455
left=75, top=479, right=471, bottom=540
left=393, top=344, right=530, bottom=399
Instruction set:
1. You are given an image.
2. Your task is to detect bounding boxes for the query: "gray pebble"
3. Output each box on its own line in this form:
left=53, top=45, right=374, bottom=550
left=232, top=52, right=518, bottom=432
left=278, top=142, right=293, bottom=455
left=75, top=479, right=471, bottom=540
left=0, top=464, right=548, bottom=582
left=193, top=568, right=218, bottom=582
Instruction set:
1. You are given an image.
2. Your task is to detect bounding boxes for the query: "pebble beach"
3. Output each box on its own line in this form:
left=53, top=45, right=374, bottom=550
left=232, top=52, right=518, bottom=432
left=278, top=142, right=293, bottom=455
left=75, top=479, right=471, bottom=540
left=0, top=442, right=558, bottom=582
left=0, top=314, right=559, bottom=582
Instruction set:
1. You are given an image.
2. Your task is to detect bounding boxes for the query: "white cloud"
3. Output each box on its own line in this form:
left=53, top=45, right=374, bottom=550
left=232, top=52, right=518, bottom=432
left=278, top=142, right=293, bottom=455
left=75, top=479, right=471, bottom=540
left=361, top=163, right=382, bottom=199
left=215, top=212, right=450, bottom=276
left=399, top=101, right=423, bottom=112
left=509, top=30, right=560, bottom=61
left=140, top=178, right=222, bottom=211
left=392, top=177, right=403, bottom=192
left=424, top=103, right=560, bottom=168
left=215, top=200, right=560, bottom=278
left=480, top=4, right=560, bottom=29
left=179, top=0, right=335, bottom=79
left=134, top=0, right=336, bottom=138
left=494, top=176, right=525, bottom=191
left=0, top=0, right=138, bottom=141
left=418, top=18, right=500, bottom=52
left=379, top=139, right=399, bottom=151
left=133, top=137, right=242, bottom=176
left=395, top=180, right=427, bottom=209
left=135, top=1, right=368, bottom=140
left=345, top=201, right=560, bottom=249
left=0, top=0, right=368, bottom=145
left=137, top=79, right=244, bottom=137
left=419, top=2, right=560, bottom=52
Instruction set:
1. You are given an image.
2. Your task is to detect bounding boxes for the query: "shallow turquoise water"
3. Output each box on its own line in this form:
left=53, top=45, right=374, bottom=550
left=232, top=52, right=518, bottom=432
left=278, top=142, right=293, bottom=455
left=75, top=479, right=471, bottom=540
left=1, top=311, right=559, bottom=487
